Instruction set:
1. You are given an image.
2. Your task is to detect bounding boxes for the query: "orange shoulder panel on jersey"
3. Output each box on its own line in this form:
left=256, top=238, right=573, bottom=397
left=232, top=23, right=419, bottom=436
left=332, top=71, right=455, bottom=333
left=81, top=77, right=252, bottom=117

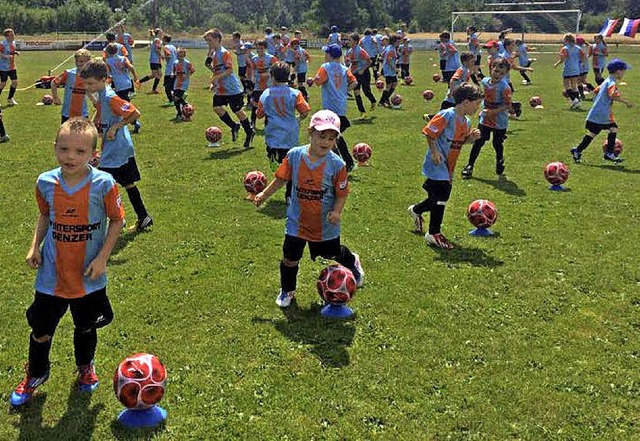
left=295, top=93, right=311, bottom=113
left=36, top=187, right=50, bottom=215
left=560, top=47, right=568, bottom=59
left=608, top=84, right=620, bottom=99
left=108, top=95, right=137, bottom=118
left=422, top=114, right=448, bottom=139
left=121, top=46, right=129, bottom=57
left=104, top=184, right=125, bottom=220
left=332, top=166, right=349, bottom=198
left=223, top=51, right=233, bottom=69
left=256, top=100, right=265, bottom=118
left=361, top=48, right=371, bottom=61
left=315, top=66, right=328, bottom=85
left=275, top=155, right=293, bottom=181
left=346, top=69, right=356, bottom=83
left=53, top=71, right=68, bottom=86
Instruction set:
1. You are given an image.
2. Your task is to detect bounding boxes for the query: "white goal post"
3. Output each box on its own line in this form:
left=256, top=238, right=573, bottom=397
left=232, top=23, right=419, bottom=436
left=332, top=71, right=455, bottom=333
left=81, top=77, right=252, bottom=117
left=451, top=9, right=582, bottom=41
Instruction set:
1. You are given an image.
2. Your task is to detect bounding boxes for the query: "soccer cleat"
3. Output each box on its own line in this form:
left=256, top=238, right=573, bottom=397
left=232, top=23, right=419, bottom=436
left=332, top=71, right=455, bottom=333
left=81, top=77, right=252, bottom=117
left=231, top=124, right=241, bottom=142
left=135, top=215, right=154, bottom=232
left=570, top=98, right=581, bottom=109
left=360, top=112, right=369, bottom=120
left=570, top=147, right=582, bottom=163
left=10, top=365, right=50, bottom=407
left=603, top=152, right=624, bottom=163
left=162, top=101, right=174, bottom=107
left=407, top=205, right=424, bottom=234
left=244, top=129, right=255, bottom=149
left=0, top=134, right=9, bottom=143
left=7, top=98, right=17, bottom=106
left=512, top=102, right=522, bottom=118
left=77, top=361, right=99, bottom=392
left=369, top=101, right=376, bottom=112
left=152, top=90, right=160, bottom=95
left=461, top=164, right=474, bottom=179
left=496, top=159, right=505, bottom=176
left=351, top=253, right=365, bottom=288
left=424, top=233, right=454, bottom=250
left=132, top=120, right=141, bottom=134
left=275, top=289, right=296, bottom=308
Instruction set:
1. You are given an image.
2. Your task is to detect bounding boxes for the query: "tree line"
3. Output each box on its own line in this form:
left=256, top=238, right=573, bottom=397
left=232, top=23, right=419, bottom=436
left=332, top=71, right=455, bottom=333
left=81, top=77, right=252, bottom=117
left=1, top=0, right=638, bottom=36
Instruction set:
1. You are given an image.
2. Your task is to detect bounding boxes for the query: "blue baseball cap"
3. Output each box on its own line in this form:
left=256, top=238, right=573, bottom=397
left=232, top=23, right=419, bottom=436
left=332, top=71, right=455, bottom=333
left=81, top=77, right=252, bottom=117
left=331, top=25, right=338, bottom=32
left=607, top=58, right=631, bottom=73
left=241, top=42, right=253, bottom=49
left=323, top=44, right=342, bottom=59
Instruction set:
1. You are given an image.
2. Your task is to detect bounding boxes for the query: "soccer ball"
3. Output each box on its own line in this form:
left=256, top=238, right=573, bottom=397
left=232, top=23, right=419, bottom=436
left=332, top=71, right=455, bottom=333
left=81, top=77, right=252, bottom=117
left=529, top=96, right=542, bottom=107
left=422, top=89, right=434, bottom=101
left=205, top=126, right=223, bottom=143
left=352, top=142, right=372, bottom=163
left=89, top=151, right=101, bottom=167
left=602, top=138, right=623, bottom=155
left=432, top=73, right=442, bottom=83
left=306, top=77, right=314, bottom=87
left=243, top=170, right=268, bottom=194
left=391, top=94, right=403, bottom=106
left=466, top=199, right=498, bottom=229
left=544, top=161, right=570, bottom=186
left=113, top=353, right=166, bottom=410
left=182, top=104, right=195, bottom=118
left=316, top=264, right=356, bottom=305
left=375, top=80, right=384, bottom=90
left=42, top=94, right=54, bottom=105
left=403, top=75, right=413, bottom=85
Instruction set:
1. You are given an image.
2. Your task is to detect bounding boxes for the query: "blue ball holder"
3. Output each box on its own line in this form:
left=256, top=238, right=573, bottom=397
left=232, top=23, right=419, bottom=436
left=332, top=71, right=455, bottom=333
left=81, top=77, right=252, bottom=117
left=321, top=303, right=354, bottom=319
left=469, top=227, right=494, bottom=237
left=117, top=405, right=167, bottom=429
left=549, top=184, right=567, bottom=191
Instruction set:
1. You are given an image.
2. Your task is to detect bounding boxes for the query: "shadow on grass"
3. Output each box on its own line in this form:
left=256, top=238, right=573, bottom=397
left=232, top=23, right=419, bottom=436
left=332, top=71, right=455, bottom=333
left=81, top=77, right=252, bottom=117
left=13, top=386, right=104, bottom=441
left=473, top=176, right=527, bottom=197
left=109, top=229, right=140, bottom=265
left=110, top=417, right=166, bottom=440
left=433, top=245, right=504, bottom=268
left=256, top=199, right=287, bottom=220
left=580, top=162, right=640, bottom=175
left=253, top=301, right=356, bottom=368
left=351, top=116, right=378, bottom=125
left=204, top=147, right=252, bottom=160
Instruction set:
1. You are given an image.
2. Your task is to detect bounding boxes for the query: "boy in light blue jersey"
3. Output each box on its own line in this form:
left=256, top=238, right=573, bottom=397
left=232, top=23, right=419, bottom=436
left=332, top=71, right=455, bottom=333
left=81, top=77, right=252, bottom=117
left=554, top=33, right=587, bottom=109
left=138, top=28, right=163, bottom=94
left=264, top=27, right=276, bottom=56
left=172, top=48, right=195, bottom=120
left=515, top=39, right=536, bottom=85
left=575, top=36, right=593, bottom=99
left=570, top=59, right=633, bottom=164
left=104, top=43, right=141, bottom=133
left=162, top=34, right=177, bottom=105
left=0, top=28, right=19, bottom=105
left=102, top=33, right=129, bottom=60
left=378, top=35, right=399, bottom=107
left=249, top=40, right=278, bottom=128
left=51, top=49, right=91, bottom=124
left=438, top=32, right=460, bottom=83
left=466, top=26, right=483, bottom=80
left=253, top=110, right=364, bottom=308
left=407, top=84, right=482, bottom=250
left=347, top=32, right=377, bottom=118
left=80, top=59, right=153, bottom=231
left=256, top=62, right=311, bottom=200
left=327, top=25, right=341, bottom=46
left=115, top=23, right=134, bottom=63
left=290, top=39, right=310, bottom=101
left=314, top=44, right=357, bottom=171
left=590, top=34, right=608, bottom=85
left=360, top=28, right=378, bottom=77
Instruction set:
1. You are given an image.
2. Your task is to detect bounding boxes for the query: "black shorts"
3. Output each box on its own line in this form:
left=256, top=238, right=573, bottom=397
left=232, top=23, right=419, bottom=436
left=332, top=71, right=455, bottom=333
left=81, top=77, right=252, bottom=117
left=563, top=74, right=580, bottom=79
left=150, top=63, right=162, bottom=71
left=266, top=146, right=289, bottom=163
left=384, top=75, right=397, bottom=85
left=338, top=115, right=351, bottom=133
left=115, top=88, right=130, bottom=102
left=443, top=71, right=455, bottom=83
left=354, top=69, right=371, bottom=91
left=251, top=90, right=264, bottom=104
left=475, top=55, right=481, bottom=66
left=477, top=124, right=507, bottom=142
left=238, top=66, right=247, bottom=78
left=26, top=288, right=113, bottom=337
left=163, top=75, right=175, bottom=89
left=283, top=234, right=342, bottom=262
left=297, top=73, right=307, bottom=84
left=579, top=71, right=588, bottom=77
left=585, top=120, right=617, bottom=134
left=213, top=93, right=244, bottom=113
left=0, top=69, right=17, bottom=81
left=99, top=156, right=141, bottom=187
left=439, top=60, right=447, bottom=71
left=173, top=89, right=186, bottom=101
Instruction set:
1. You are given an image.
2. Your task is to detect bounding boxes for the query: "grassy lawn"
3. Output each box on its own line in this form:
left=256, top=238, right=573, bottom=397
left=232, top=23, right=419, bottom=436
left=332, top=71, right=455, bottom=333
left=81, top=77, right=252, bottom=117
left=0, top=47, right=638, bottom=440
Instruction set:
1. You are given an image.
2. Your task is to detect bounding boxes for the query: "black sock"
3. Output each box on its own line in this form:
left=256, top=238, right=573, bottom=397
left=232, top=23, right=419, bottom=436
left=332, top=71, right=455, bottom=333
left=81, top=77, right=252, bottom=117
left=28, top=333, right=52, bottom=377
left=74, top=328, right=97, bottom=366
left=8, top=86, right=16, bottom=100
left=0, top=87, right=3, bottom=96
left=125, top=186, right=148, bottom=220
left=152, top=78, right=160, bottom=91
left=0, top=118, right=5, bottom=137
left=606, top=132, right=617, bottom=153
left=429, top=203, right=446, bottom=235
left=299, top=86, right=308, bottom=100
left=334, top=245, right=356, bottom=271
left=220, top=111, right=236, bottom=129
left=355, top=95, right=365, bottom=113
left=576, top=135, right=593, bottom=152
left=280, top=261, right=299, bottom=293
left=140, top=75, right=151, bottom=83
left=336, top=136, right=355, bottom=170
left=174, top=100, right=182, bottom=116
left=240, top=118, right=252, bottom=134
left=521, top=72, right=531, bottom=82
left=413, top=196, right=434, bottom=214
left=165, top=85, right=173, bottom=102
left=379, top=90, right=389, bottom=104
left=468, top=138, right=486, bottom=166
left=578, top=85, right=584, bottom=99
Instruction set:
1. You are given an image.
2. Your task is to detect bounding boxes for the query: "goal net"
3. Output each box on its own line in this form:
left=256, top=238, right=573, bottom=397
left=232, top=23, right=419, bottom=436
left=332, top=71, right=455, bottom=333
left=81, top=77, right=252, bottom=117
left=451, top=9, right=582, bottom=43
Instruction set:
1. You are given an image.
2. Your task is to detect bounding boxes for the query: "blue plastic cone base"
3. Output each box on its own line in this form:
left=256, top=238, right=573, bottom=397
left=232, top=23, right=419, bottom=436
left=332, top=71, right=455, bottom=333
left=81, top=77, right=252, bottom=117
left=117, top=405, right=167, bottom=429
left=321, top=303, right=354, bottom=318
left=469, top=227, right=494, bottom=237
left=549, top=184, right=566, bottom=191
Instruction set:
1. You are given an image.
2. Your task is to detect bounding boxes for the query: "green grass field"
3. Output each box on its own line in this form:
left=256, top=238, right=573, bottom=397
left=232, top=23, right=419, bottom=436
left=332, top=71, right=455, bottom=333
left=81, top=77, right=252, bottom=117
left=0, top=47, right=639, bottom=440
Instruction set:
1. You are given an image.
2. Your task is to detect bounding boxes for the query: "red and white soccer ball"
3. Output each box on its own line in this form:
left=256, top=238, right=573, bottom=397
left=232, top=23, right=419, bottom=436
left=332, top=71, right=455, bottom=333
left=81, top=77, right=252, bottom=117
left=42, top=94, right=54, bottom=105
left=529, top=96, right=542, bottom=107
left=375, top=80, right=384, bottom=90
left=544, top=161, right=570, bottom=186
left=432, top=73, right=442, bottom=83
left=113, top=353, right=166, bottom=410
left=602, top=138, right=623, bottom=155
left=352, top=142, right=372, bottom=163
left=306, top=77, right=314, bottom=87
left=316, top=264, right=357, bottom=305
left=466, top=199, right=498, bottom=229
left=182, top=104, right=195, bottom=118
left=391, top=94, right=403, bottom=106
left=205, top=126, right=223, bottom=143
left=243, top=170, right=268, bottom=195
left=403, top=75, right=413, bottom=85
left=422, top=89, right=434, bottom=101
